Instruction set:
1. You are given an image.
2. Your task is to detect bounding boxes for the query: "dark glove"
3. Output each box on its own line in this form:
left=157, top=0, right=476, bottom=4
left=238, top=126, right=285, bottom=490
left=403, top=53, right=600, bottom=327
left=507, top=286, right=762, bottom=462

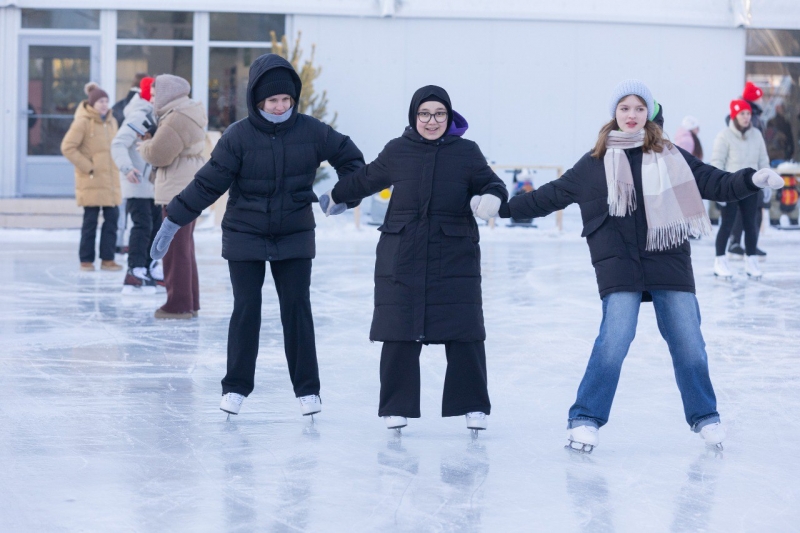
left=150, top=217, right=180, bottom=260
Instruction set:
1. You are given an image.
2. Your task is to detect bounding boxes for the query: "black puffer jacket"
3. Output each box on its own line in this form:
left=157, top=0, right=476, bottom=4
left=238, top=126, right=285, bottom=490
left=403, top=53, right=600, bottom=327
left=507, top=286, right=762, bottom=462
left=332, top=86, right=508, bottom=343
left=167, top=54, right=364, bottom=261
left=500, top=147, right=760, bottom=300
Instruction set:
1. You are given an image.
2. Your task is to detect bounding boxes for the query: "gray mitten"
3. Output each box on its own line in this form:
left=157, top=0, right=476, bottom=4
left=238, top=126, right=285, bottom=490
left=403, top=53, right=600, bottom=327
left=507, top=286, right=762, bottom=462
left=319, top=189, right=346, bottom=217
left=150, top=217, right=180, bottom=260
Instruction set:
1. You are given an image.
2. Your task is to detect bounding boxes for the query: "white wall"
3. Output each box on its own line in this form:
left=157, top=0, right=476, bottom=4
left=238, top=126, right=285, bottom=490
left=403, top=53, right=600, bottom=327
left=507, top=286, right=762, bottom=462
left=297, top=15, right=745, bottom=170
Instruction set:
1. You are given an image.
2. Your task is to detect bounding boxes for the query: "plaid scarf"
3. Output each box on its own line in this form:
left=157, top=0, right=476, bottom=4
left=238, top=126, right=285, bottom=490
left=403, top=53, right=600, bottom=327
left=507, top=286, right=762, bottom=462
left=604, top=129, right=711, bottom=251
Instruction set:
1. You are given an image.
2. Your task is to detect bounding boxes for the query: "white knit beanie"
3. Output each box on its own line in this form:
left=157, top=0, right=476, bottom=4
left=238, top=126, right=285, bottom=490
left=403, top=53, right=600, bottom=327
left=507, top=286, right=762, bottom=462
left=681, top=115, right=699, bottom=130
left=609, top=79, right=654, bottom=119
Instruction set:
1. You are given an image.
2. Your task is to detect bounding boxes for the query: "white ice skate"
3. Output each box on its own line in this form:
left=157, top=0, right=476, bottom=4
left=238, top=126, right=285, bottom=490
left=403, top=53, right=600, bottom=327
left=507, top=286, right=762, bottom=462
left=384, top=416, right=407, bottom=433
left=745, top=256, right=762, bottom=280
left=220, top=392, right=245, bottom=415
left=713, top=256, right=733, bottom=280
left=466, top=412, right=488, bottom=436
left=299, top=394, right=322, bottom=416
left=566, top=425, right=599, bottom=454
left=699, top=422, right=726, bottom=451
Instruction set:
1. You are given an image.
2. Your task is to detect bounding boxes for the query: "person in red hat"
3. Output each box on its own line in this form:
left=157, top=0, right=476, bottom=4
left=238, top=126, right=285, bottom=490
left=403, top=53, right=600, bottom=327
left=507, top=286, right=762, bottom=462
left=711, top=99, right=770, bottom=280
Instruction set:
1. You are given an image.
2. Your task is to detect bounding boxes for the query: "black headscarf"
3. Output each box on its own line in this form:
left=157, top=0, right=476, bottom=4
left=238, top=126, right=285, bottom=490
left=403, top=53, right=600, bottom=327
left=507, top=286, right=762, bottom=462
left=408, top=85, right=453, bottom=133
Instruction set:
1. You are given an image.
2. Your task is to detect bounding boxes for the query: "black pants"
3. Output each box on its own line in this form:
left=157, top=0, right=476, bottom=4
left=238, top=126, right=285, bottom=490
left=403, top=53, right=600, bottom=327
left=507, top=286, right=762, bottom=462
left=715, top=194, right=759, bottom=256
left=730, top=207, right=763, bottom=248
left=222, top=258, right=319, bottom=397
left=126, top=198, right=160, bottom=269
left=80, top=206, right=119, bottom=263
left=379, top=340, right=491, bottom=418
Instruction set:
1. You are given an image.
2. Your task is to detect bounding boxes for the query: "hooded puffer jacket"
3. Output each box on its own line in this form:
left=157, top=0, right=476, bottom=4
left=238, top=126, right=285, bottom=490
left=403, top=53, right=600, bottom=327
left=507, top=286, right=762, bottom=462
left=139, top=75, right=208, bottom=205
left=111, top=93, right=155, bottom=199
left=166, top=53, right=365, bottom=262
left=331, top=85, right=508, bottom=343
left=61, top=101, right=121, bottom=207
left=711, top=120, right=769, bottom=174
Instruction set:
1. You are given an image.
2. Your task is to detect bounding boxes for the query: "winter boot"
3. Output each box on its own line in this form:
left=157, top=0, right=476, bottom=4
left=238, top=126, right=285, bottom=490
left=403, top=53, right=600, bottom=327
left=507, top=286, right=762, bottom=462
left=154, top=308, right=192, bottom=319
left=220, top=392, right=245, bottom=415
left=299, top=394, right=322, bottom=416
left=466, top=412, right=488, bottom=430
left=80, top=262, right=95, bottom=271
left=727, top=242, right=745, bottom=260
left=566, top=425, right=599, bottom=454
left=699, top=422, right=726, bottom=450
left=122, top=267, right=157, bottom=294
left=714, top=256, right=732, bottom=279
left=745, top=255, right=762, bottom=280
left=384, top=416, right=407, bottom=430
left=100, top=260, right=123, bottom=271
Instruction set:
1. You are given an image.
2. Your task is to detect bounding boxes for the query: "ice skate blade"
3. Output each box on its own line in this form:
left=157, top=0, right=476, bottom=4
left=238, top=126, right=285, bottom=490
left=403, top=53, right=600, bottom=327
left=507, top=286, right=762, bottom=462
left=746, top=274, right=762, bottom=280
left=713, top=274, right=732, bottom=280
left=565, top=440, right=594, bottom=454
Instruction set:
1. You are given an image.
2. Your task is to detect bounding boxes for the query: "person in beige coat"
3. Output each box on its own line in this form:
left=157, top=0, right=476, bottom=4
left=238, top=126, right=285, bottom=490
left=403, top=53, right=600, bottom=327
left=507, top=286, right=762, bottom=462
left=60, top=82, right=123, bottom=272
left=138, top=74, right=208, bottom=319
left=711, top=99, right=770, bottom=279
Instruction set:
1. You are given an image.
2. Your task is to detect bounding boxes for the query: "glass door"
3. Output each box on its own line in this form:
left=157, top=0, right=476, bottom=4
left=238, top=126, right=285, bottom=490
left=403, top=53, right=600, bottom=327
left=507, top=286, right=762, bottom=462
left=18, top=36, right=100, bottom=196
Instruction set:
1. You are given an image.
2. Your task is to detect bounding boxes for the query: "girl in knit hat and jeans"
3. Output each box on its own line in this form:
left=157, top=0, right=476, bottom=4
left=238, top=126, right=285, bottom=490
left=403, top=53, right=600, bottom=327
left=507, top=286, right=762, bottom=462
left=150, top=54, right=365, bottom=418
left=498, top=80, right=783, bottom=453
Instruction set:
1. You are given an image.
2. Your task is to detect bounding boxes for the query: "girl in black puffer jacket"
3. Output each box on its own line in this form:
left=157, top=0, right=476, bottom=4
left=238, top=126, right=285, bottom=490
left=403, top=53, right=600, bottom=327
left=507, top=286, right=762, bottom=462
left=151, top=54, right=365, bottom=418
left=500, top=79, right=782, bottom=453
left=323, top=85, right=508, bottom=434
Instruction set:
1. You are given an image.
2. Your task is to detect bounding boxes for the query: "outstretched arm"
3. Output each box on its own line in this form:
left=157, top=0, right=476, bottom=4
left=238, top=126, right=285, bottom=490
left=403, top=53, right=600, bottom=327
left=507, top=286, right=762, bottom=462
left=679, top=147, right=759, bottom=202
left=330, top=145, right=393, bottom=205
left=499, top=167, right=580, bottom=219
left=320, top=126, right=366, bottom=209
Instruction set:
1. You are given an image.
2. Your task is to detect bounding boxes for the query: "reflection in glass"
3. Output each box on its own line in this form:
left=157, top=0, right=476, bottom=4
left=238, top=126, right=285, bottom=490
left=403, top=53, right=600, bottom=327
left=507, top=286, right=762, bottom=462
left=21, top=9, right=100, bottom=30
left=208, top=47, right=269, bottom=131
left=746, top=29, right=800, bottom=57
left=27, top=46, right=91, bottom=156
left=745, top=62, right=800, bottom=163
left=209, top=12, right=285, bottom=42
left=116, top=45, right=193, bottom=102
left=117, top=11, right=193, bottom=40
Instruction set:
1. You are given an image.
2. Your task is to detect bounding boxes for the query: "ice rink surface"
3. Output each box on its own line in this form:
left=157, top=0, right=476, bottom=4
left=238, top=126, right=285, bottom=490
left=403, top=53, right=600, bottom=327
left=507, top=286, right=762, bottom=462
left=1, top=207, right=798, bottom=532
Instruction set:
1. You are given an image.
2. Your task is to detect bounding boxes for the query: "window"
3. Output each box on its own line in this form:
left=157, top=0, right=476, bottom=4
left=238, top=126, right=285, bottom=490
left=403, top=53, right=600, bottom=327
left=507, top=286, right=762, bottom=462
left=210, top=12, right=284, bottom=42
left=21, top=9, right=100, bottom=30
left=116, top=46, right=193, bottom=102
left=747, top=29, right=800, bottom=57
left=117, top=11, right=193, bottom=40
left=208, top=47, right=270, bottom=130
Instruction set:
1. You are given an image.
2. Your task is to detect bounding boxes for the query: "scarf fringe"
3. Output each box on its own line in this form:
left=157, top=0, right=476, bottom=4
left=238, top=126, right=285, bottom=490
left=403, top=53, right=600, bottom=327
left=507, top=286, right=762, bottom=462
left=608, top=179, right=636, bottom=216
left=645, top=213, right=712, bottom=251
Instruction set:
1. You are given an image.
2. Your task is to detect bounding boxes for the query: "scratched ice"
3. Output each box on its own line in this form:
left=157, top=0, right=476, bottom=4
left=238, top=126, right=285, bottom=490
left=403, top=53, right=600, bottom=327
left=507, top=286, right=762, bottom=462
left=1, top=207, right=798, bottom=531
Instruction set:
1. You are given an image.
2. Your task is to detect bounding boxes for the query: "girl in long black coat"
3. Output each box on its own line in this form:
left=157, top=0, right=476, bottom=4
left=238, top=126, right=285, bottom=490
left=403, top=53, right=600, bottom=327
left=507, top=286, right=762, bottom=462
left=498, top=80, right=783, bottom=453
left=323, top=85, right=508, bottom=433
left=150, top=54, right=365, bottom=418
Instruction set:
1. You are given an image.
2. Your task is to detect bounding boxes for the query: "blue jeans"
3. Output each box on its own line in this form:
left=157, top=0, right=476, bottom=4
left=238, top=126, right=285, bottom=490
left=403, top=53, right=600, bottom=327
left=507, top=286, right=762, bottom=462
left=568, top=291, right=720, bottom=433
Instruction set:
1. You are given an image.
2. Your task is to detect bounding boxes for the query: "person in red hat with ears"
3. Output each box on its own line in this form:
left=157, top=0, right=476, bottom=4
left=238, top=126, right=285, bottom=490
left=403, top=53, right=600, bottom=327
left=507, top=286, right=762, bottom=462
left=711, top=99, right=770, bottom=280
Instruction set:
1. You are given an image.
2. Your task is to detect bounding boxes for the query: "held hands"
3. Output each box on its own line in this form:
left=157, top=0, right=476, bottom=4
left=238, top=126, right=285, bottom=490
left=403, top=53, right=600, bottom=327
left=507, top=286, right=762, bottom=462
left=125, top=168, right=141, bottom=184
left=319, top=189, right=346, bottom=217
left=470, top=194, right=501, bottom=221
left=752, top=168, right=784, bottom=189
left=150, top=217, right=181, bottom=261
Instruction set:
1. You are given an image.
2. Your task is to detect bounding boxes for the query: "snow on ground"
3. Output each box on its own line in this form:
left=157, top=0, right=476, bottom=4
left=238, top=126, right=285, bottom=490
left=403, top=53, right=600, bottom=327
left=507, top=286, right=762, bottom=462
left=1, top=207, right=799, bottom=531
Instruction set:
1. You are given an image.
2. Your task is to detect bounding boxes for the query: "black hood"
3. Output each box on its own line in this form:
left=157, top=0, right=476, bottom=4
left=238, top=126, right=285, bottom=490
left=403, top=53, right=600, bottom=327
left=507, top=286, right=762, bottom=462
left=408, top=85, right=454, bottom=135
left=246, top=53, right=302, bottom=132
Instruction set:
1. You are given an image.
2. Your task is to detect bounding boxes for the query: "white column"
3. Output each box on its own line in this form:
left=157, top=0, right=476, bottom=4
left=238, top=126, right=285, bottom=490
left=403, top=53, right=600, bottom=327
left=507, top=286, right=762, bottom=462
left=193, top=11, right=210, bottom=121
left=100, top=10, right=117, bottom=97
left=0, top=7, right=21, bottom=197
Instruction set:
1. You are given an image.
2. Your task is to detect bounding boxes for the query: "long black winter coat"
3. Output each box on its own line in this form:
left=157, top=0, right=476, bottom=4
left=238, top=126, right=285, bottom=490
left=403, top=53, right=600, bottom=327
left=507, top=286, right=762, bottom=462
left=332, top=86, right=508, bottom=343
left=167, top=54, right=364, bottom=261
left=500, top=147, right=760, bottom=300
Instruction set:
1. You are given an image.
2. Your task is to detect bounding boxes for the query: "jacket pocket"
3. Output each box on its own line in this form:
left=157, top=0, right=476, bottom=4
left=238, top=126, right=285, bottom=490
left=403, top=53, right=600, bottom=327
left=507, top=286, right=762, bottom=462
left=581, top=211, right=608, bottom=237
left=291, top=190, right=319, bottom=204
left=439, top=223, right=480, bottom=278
left=375, top=219, right=410, bottom=279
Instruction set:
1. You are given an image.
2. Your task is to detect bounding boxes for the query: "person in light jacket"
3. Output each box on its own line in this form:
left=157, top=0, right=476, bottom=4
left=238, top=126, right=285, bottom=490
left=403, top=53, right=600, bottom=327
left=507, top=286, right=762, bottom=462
left=138, top=74, right=207, bottom=318
left=61, top=82, right=123, bottom=272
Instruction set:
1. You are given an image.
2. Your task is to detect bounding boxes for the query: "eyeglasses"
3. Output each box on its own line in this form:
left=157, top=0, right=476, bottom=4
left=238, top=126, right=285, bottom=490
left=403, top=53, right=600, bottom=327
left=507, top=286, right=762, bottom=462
left=417, top=111, right=448, bottom=123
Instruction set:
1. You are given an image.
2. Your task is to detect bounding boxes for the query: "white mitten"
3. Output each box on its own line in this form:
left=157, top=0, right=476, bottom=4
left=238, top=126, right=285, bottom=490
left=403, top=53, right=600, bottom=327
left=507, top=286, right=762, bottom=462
left=752, top=168, right=784, bottom=189
left=473, top=194, right=501, bottom=221
left=469, top=195, right=481, bottom=215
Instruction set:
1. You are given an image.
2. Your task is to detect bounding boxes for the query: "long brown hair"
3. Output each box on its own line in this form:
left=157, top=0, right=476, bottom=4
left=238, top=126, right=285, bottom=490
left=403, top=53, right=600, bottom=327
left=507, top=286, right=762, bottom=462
left=591, top=96, right=669, bottom=159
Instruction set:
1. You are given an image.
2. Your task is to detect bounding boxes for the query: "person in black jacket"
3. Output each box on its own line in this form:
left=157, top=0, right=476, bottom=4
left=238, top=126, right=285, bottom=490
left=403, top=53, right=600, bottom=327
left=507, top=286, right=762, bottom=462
left=499, top=80, right=783, bottom=453
left=321, top=85, right=508, bottom=434
left=149, top=54, right=365, bottom=418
